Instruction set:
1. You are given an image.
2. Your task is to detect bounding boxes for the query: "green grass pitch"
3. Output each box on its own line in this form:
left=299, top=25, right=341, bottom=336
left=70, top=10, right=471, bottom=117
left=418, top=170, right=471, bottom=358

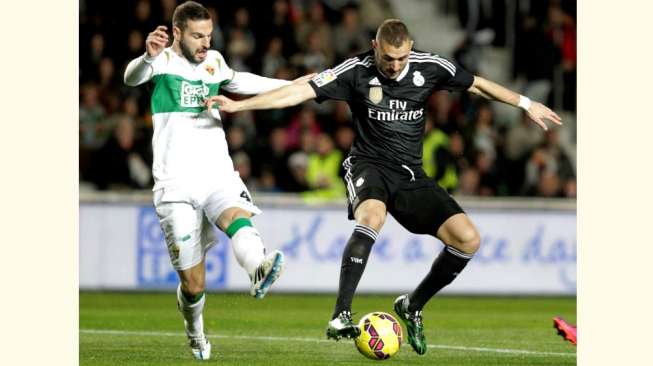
left=80, top=292, right=576, bottom=365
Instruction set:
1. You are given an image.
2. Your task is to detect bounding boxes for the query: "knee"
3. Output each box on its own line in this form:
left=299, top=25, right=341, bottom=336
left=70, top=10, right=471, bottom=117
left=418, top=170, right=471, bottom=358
left=181, top=278, right=205, bottom=296
left=218, top=208, right=252, bottom=231
left=357, top=209, right=386, bottom=231
left=457, top=227, right=481, bottom=254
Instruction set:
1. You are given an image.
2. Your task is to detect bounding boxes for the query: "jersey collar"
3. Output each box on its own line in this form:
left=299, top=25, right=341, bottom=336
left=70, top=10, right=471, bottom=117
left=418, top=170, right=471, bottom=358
left=395, top=61, right=410, bottom=82
left=375, top=60, right=410, bottom=83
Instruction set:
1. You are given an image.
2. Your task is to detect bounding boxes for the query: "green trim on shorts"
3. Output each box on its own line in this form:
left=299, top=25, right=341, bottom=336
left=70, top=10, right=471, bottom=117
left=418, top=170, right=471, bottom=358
left=225, top=217, right=253, bottom=238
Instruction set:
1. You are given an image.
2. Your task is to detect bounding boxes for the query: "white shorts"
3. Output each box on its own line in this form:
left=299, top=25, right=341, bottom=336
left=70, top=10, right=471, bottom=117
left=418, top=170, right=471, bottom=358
left=153, top=171, right=261, bottom=270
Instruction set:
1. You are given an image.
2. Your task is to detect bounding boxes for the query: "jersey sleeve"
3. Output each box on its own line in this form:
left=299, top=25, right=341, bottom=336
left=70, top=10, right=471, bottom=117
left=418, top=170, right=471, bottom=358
left=150, top=50, right=171, bottom=76
left=124, top=50, right=170, bottom=86
left=423, top=54, right=474, bottom=92
left=213, top=51, right=236, bottom=85
left=308, top=58, right=358, bottom=103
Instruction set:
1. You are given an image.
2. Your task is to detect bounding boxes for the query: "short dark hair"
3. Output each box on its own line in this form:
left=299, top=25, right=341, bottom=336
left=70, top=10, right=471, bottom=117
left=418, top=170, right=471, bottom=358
left=376, top=19, right=412, bottom=47
left=172, top=1, right=211, bottom=30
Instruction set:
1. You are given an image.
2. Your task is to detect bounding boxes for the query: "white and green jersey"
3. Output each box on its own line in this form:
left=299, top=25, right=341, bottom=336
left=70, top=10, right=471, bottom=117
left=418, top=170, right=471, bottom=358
left=124, top=48, right=290, bottom=191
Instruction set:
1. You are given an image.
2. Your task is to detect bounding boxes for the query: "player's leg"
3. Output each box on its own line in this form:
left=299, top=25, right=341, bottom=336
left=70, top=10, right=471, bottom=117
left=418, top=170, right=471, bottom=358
left=406, top=213, right=480, bottom=311
left=204, top=173, right=284, bottom=299
left=216, top=207, right=284, bottom=299
left=390, top=179, right=480, bottom=354
left=327, top=198, right=387, bottom=340
left=155, top=195, right=214, bottom=360
left=327, top=158, right=389, bottom=340
left=176, top=259, right=211, bottom=360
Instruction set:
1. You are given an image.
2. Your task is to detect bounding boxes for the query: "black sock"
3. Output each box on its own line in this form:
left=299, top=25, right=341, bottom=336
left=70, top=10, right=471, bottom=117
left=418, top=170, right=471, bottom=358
left=408, top=246, right=473, bottom=312
left=332, top=224, right=378, bottom=319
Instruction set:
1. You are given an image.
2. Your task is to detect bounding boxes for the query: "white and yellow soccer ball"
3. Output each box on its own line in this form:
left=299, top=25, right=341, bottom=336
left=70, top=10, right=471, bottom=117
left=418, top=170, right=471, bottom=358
left=354, top=312, right=403, bottom=360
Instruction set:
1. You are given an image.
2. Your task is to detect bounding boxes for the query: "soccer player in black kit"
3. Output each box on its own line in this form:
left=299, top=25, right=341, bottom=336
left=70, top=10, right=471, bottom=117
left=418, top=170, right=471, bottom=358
left=207, top=19, right=562, bottom=355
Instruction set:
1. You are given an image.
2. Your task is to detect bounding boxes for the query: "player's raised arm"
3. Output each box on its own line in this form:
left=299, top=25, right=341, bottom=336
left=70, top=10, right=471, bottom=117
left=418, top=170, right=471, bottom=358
left=468, top=75, right=562, bottom=131
left=124, top=25, right=169, bottom=86
left=206, top=82, right=317, bottom=113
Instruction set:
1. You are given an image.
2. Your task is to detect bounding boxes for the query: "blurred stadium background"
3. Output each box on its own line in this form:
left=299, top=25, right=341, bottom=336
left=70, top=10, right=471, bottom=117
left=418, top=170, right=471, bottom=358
left=79, top=0, right=576, bottom=364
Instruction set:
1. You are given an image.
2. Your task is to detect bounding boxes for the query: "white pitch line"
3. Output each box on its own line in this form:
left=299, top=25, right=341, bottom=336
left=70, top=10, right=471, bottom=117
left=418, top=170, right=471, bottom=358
left=80, top=328, right=576, bottom=358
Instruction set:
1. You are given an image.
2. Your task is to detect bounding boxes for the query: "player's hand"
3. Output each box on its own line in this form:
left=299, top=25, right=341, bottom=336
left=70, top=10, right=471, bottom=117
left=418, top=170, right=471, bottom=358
left=526, top=102, right=563, bottom=131
left=146, top=25, right=169, bottom=58
left=292, top=73, right=317, bottom=84
left=206, top=95, right=240, bottom=113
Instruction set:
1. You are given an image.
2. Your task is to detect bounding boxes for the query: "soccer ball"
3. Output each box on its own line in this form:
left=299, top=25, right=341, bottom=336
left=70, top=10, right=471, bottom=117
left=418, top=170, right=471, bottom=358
left=354, top=312, right=403, bottom=360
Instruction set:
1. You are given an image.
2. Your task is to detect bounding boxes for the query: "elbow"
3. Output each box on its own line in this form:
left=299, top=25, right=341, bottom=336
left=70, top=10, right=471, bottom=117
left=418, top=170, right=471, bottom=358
left=124, top=75, right=142, bottom=87
left=123, top=72, right=136, bottom=86
left=467, top=85, right=482, bottom=96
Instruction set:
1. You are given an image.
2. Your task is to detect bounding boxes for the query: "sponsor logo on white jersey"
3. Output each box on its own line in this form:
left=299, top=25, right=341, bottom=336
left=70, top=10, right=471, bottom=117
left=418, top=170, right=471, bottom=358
left=180, top=81, right=209, bottom=107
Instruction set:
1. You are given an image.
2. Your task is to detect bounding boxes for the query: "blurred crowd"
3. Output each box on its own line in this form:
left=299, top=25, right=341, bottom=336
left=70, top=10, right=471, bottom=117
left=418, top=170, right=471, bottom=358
left=79, top=0, right=576, bottom=199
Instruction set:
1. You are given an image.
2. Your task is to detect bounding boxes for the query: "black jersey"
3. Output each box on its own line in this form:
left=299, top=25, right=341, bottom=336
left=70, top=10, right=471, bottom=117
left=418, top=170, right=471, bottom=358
left=308, top=49, right=473, bottom=168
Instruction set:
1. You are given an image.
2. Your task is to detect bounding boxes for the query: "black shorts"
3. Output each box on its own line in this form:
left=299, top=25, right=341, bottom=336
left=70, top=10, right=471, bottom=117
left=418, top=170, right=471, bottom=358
left=342, top=156, right=464, bottom=236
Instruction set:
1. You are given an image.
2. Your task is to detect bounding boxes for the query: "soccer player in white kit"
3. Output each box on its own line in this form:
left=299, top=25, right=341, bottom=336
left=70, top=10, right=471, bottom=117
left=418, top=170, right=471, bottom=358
left=123, top=1, right=299, bottom=360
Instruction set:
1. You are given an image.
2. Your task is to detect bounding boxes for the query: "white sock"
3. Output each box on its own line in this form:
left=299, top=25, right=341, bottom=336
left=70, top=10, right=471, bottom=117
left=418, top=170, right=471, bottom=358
left=176, top=284, right=205, bottom=338
left=231, top=226, right=266, bottom=275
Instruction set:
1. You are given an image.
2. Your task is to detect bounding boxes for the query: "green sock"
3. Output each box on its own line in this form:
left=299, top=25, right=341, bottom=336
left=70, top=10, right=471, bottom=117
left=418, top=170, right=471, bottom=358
left=225, top=217, right=253, bottom=238
left=181, top=289, right=204, bottom=304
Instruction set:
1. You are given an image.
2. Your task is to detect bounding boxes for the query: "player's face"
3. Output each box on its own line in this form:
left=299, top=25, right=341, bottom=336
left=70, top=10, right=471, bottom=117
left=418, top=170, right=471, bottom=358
left=373, top=39, right=413, bottom=79
left=174, top=19, right=212, bottom=64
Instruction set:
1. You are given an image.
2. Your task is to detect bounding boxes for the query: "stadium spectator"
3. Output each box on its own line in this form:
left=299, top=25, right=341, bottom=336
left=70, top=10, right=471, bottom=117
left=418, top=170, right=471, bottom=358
left=287, top=150, right=310, bottom=192
left=261, top=37, right=287, bottom=78
left=522, top=146, right=557, bottom=196
left=129, top=0, right=158, bottom=35
left=79, top=83, right=108, bottom=150
left=232, top=151, right=254, bottom=187
left=225, top=8, right=256, bottom=71
left=295, top=1, right=332, bottom=58
left=284, top=104, right=322, bottom=150
left=474, top=150, right=499, bottom=196
left=206, top=6, right=225, bottom=51
left=470, top=102, right=499, bottom=163
left=333, top=125, right=354, bottom=156
left=87, top=115, right=152, bottom=190
left=254, top=127, right=297, bottom=192
left=457, top=167, right=481, bottom=196
left=160, top=0, right=178, bottom=23
left=333, top=5, right=369, bottom=60
left=260, top=0, right=299, bottom=59
left=304, top=133, right=345, bottom=201
left=358, top=0, right=394, bottom=33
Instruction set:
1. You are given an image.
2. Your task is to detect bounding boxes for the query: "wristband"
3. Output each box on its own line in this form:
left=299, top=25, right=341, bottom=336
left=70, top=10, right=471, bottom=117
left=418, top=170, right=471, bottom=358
left=518, top=95, right=531, bottom=111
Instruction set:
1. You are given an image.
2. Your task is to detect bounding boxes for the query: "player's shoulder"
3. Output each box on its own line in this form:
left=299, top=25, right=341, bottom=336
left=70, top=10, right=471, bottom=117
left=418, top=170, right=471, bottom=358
left=206, top=49, right=223, bottom=58
left=153, top=48, right=174, bottom=67
left=409, top=49, right=457, bottom=77
left=205, top=49, right=227, bottom=64
left=204, top=50, right=232, bottom=76
left=331, top=50, right=375, bottom=74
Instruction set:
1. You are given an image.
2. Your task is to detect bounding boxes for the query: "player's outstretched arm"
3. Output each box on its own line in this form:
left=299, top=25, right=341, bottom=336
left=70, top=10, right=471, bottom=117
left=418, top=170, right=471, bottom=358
left=468, top=75, right=562, bottom=131
left=124, top=25, right=168, bottom=86
left=206, top=83, right=317, bottom=113
left=225, top=72, right=316, bottom=95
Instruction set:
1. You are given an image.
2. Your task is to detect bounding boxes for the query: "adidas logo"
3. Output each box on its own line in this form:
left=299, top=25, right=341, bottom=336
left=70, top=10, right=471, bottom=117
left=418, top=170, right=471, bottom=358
left=252, top=266, right=265, bottom=283
left=369, top=77, right=381, bottom=86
